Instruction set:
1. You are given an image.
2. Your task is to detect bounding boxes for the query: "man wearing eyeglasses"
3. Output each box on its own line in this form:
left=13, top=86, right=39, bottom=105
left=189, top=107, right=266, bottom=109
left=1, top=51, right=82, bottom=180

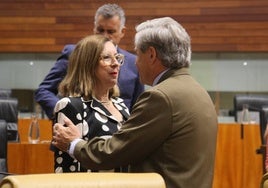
left=35, top=4, right=144, bottom=119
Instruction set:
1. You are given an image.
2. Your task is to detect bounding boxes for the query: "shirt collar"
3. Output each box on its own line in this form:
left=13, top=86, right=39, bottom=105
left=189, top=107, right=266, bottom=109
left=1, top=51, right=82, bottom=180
left=152, top=68, right=170, bottom=86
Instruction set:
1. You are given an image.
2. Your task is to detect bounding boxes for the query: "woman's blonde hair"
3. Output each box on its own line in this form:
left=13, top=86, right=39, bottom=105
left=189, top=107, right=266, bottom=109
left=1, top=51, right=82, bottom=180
left=58, top=34, right=120, bottom=100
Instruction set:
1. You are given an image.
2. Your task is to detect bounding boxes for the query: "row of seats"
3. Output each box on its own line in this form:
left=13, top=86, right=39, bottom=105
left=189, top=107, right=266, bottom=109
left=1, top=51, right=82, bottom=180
left=0, top=89, right=19, bottom=180
left=0, top=121, right=7, bottom=180
left=0, top=89, right=19, bottom=141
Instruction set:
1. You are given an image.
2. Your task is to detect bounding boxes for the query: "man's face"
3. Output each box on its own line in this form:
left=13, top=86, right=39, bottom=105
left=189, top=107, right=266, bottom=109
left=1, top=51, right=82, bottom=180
left=94, top=15, right=125, bottom=45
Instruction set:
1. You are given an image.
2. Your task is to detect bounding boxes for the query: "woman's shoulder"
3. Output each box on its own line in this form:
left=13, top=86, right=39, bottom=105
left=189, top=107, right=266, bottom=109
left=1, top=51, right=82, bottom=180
left=54, top=97, right=71, bottom=112
left=55, top=96, right=85, bottom=112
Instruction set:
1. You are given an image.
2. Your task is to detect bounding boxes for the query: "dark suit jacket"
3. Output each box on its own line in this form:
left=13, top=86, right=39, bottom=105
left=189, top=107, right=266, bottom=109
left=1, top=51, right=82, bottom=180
left=34, top=45, right=144, bottom=119
left=74, top=68, right=218, bottom=188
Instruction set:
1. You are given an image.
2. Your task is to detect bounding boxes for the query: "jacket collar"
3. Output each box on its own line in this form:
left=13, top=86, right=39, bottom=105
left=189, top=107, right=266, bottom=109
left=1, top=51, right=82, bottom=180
left=157, top=67, right=190, bottom=84
left=88, top=97, right=129, bottom=122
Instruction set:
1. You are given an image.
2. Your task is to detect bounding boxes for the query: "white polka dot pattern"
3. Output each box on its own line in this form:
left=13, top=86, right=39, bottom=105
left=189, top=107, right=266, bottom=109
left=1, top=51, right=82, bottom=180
left=54, top=96, right=130, bottom=173
left=54, top=98, right=70, bottom=111
left=55, top=167, right=63, bottom=173
left=83, top=111, right=87, bottom=118
left=76, top=113, right=82, bottom=120
left=69, top=165, right=76, bottom=171
left=102, top=124, right=109, bottom=132
left=57, top=112, right=68, bottom=124
left=82, top=120, right=89, bottom=135
left=56, top=157, right=63, bottom=164
left=95, top=112, right=108, bottom=123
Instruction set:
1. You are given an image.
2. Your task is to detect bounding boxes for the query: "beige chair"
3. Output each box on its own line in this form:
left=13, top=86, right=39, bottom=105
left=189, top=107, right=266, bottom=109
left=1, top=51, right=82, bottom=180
left=261, top=172, right=268, bottom=188
left=0, top=173, right=166, bottom=188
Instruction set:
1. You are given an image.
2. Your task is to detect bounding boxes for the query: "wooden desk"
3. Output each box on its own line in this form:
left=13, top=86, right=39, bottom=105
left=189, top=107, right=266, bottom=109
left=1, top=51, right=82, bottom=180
left=8, top=142, right=54, bottom=174
left=7, top=120, right=264, bottom=188
left=8, top=118, right=54, bottom=174
left=212, top=123, right=263, bottom=188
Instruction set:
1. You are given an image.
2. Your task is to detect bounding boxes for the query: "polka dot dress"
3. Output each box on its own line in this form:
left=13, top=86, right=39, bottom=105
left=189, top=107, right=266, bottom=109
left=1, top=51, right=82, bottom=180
left=53, top=97, right=129, bottom=173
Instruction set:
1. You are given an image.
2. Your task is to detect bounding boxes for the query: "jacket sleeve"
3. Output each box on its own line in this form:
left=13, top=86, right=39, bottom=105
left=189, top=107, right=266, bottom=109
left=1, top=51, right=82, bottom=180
left=73, top=89, right=172, bottom=170
left=34, top=45, right=75, bottom=119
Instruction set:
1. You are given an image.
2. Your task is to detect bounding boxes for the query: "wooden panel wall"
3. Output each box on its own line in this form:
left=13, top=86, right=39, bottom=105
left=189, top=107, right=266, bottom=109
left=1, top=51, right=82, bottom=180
left=0, top=0, right=268, bottom=53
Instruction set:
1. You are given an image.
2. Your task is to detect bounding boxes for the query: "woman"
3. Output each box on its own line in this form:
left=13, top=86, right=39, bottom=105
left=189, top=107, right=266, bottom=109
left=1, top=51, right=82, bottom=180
left=53, top=34, right=129, bottom=173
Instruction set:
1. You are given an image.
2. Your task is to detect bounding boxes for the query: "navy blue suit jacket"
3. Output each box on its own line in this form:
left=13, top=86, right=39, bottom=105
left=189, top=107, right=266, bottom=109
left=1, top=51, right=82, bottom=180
left=35, top=45, right=144, bottom=119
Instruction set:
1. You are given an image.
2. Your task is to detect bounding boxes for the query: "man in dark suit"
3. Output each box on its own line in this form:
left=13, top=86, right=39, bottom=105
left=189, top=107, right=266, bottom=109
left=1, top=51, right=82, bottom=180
left=52, top=17, right=218, bottom=188
left=35, top=4, right=144, bottom=119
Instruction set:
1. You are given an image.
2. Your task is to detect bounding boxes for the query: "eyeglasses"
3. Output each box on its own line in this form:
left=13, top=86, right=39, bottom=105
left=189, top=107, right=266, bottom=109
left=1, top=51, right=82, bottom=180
left=99, top=53, right=124, bottom=66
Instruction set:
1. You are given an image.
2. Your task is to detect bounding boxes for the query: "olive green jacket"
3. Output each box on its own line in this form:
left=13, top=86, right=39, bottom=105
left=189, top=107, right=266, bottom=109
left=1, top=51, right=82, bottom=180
left=74, top=68, right=218, bottom=188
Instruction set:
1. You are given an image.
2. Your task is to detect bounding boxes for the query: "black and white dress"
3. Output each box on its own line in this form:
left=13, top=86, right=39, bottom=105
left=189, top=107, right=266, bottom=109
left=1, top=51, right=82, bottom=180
left=53, top=96, right=129, bottom=173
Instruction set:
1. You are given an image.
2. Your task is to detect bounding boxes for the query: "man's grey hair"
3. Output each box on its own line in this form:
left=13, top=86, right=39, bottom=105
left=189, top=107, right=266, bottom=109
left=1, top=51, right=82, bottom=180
left=135, top=17, right=191, bottom=69
left=94, top=4, right=126, bottom=30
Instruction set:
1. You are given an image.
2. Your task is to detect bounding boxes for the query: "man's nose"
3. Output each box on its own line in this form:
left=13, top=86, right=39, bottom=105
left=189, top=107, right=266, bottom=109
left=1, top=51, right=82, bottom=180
left=103, top=31, right=110, bottom=38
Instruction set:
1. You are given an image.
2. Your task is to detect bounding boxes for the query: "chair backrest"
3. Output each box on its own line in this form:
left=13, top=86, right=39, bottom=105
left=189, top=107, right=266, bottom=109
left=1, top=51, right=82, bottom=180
left=0, top=98, right=19, bottom=141
left=0, top=173, right=166, bottom=188
left=233, top=94, right=268, bottom=122
left=233, top=94, right=268, bottom=145
left=260, top=106, right=268, bottom=144
left=234, top=94, right=268, bottom=175
left=0, top=89, right=11, bottom=98
left=0, top=120, right=8, bottom=180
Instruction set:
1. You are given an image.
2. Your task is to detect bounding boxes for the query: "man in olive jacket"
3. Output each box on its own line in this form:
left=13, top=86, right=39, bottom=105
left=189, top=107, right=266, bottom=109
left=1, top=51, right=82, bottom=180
left=53, top=17, right=218, bottom=188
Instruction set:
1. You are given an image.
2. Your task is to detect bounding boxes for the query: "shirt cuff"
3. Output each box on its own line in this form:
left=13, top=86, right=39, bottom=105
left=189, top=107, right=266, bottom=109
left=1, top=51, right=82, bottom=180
left=68, top=138, right=83, bottom=158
